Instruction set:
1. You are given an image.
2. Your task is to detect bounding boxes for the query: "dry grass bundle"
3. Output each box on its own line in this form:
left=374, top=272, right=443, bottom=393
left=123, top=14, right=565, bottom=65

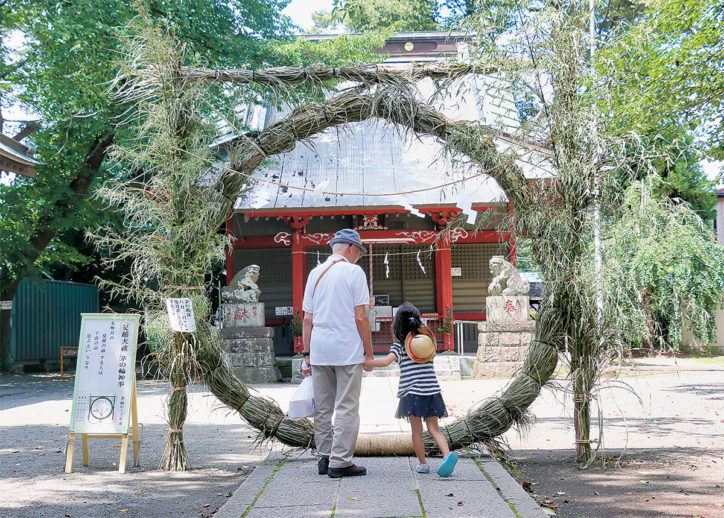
left=419, top=337, right=558, bottom=456
left=107, top=24, right=558, bottom=461
left=179, top=61, right=499, bottom=88
left=198, top=338, right=315, bottom=447
left=107, top=10, right=647, bottom=466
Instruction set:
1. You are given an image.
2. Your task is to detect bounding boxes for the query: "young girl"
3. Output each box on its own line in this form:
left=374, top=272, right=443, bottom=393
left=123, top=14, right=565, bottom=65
left=364, top=302, right=458, bottom=477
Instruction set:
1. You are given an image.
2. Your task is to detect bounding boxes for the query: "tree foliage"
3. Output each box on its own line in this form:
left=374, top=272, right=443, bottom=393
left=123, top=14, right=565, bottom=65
left=313, top=0, right=439, bottom=32
left=1, top=0, right=295, bottom=286
left=650, top=132, right=717, bottom=225
left=1, top=0, right=385, bottom=368
left=599, top=0, right=724, bottom=160
left=600, top=179, right=724, bottom=347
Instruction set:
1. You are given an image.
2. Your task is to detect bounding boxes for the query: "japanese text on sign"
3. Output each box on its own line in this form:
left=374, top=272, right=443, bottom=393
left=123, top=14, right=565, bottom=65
left=70, top=314, right=140, bottom=434
left=165, top=298, right=196, bottom=332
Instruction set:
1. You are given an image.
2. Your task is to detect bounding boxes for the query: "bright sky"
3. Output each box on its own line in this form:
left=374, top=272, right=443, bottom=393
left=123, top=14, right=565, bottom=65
left=283, top=0, right=334, bottom=32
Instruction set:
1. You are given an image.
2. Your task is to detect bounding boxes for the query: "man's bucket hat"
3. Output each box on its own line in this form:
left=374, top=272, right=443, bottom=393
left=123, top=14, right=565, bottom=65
left=328, top=229, right=367, bottom=254
left=404, top=327, right=436, bottom=363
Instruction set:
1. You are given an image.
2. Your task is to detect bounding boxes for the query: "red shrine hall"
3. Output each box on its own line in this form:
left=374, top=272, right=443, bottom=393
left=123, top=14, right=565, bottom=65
left=221, top=32, right=553, bottom=356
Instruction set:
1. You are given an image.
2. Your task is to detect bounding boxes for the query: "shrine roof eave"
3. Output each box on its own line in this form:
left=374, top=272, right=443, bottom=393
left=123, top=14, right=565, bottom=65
left=0, top=138, right=43, bottom=178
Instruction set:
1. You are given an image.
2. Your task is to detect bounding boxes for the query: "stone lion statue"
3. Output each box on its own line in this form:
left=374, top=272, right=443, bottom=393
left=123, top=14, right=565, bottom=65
left=488, top=256, right=530, bottom=296
left=222, top=264, right=261, bottom=303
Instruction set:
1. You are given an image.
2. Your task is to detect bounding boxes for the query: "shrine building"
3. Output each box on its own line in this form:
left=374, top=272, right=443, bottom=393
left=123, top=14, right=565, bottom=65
left=223, top=32, right=553, bottom=355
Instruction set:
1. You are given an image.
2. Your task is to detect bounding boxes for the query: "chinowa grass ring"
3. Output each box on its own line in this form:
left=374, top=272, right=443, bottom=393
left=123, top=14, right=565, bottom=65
left=404, top=327, right=437, bottom=363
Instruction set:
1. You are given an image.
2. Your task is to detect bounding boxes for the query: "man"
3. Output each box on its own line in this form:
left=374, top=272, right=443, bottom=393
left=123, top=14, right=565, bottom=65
left=302, top=229, right=374, bottom=478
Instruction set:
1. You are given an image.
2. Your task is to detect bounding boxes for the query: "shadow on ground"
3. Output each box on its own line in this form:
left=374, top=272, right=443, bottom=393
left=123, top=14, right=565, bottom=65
left=509, top=447, right=724, bottom=518
left=0, top=421, right=272, bottom=518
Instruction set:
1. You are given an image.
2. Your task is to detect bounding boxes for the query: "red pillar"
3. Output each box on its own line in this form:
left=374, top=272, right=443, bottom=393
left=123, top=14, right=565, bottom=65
left=435, top=234, right=454, bottom=351
left=507, top=202, right=517, bottom=266
left=292, top=231, right=305, bottom=353
left=282, top=216, right=310, bottom=353
left=225, top=218, right=234, bottom=285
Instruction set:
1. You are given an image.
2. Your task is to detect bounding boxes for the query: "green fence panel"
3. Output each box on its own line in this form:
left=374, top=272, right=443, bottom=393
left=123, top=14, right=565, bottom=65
left=10, top=280, right=99, bottom=362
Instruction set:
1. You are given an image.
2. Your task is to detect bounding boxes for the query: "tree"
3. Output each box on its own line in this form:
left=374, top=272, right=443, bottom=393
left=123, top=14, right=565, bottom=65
left=600, top=179, right=724, bottom=348
left=599, top=0, right=724, bottom=160
left=650, top=133, right=717, bottom=225
left=313, top=0, right=439, bottom=32
left=612, top=127, right=718, bottom=226
left=0, top=0, right=295, bottom=369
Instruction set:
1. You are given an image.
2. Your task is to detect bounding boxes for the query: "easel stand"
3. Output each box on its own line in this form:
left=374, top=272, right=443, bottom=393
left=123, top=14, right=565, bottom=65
left=65, top=377, right=140, bottom=474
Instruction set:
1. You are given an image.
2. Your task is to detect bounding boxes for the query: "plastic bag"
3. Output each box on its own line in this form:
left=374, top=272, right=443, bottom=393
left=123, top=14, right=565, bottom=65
left=288, top=375, right=315, bottom=420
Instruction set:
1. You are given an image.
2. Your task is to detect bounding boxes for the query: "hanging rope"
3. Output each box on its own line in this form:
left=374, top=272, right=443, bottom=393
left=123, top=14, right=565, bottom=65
left=170, top=144, right=538, bottom=198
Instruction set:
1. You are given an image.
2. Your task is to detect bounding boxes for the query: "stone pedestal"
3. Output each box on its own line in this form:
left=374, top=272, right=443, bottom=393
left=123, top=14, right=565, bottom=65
left=486, top=296, right=530, bottom=321
left=472, top=319, right=535, bottom=378
left=222, top=302, right=265, bottom=328
left=219, top=303, right=279, bottom=384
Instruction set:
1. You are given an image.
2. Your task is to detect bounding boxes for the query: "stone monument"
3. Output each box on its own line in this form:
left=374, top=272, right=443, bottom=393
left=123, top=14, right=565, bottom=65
left=472, top=256, right=536, bottom=378
left=219, top=264, right=279, bottom=383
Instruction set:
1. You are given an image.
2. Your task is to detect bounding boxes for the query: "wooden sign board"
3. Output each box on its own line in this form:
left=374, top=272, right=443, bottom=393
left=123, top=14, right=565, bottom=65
left=66, top=314, right=141, bottom=473
left=70, top=314, right=139, bottom=433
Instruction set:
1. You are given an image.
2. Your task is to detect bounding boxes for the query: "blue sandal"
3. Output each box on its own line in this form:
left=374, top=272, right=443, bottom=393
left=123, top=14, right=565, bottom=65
left=437, top=452, right=458, bottom=477
left=416, top=463, right=430, bottom=473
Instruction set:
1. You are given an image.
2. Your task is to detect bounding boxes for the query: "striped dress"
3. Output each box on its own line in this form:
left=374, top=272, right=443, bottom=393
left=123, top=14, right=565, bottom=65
left=390, top=342, right=441, bottom=397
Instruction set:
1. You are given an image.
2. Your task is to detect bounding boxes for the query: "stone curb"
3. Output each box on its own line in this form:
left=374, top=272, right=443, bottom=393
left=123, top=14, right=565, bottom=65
left=475, top=456, right=549, bottom=518
left=214, top=451, right=289, bottom=518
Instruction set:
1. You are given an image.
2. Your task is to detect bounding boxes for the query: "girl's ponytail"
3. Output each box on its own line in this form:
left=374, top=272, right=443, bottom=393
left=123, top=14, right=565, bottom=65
left=393, top=302, right=423, bottom=343
left=407, top=315, right=421, bottom=334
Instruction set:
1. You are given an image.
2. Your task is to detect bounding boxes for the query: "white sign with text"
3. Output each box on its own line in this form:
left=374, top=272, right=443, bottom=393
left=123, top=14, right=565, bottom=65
left=165, top=298, right=196, bottom=332
left=69, top=314, right=140, bottom=434
left=274, top=306, right=294, bottom=316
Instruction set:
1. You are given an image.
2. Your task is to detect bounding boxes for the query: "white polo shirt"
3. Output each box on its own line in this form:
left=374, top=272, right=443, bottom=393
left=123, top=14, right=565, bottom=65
left=302, top=254, right=370, bottom=366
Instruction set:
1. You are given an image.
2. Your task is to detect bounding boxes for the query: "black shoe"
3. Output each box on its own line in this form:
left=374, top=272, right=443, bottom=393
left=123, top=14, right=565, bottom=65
left=327, top=464, right=367, bottom=478
left=318, top=456, right=329, bottom=475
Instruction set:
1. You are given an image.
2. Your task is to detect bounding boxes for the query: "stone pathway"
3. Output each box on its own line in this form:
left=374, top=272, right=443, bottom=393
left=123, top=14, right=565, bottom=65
left=215, top=370, right=546, bottom=518
left=216, top=451, right=548, bottom=518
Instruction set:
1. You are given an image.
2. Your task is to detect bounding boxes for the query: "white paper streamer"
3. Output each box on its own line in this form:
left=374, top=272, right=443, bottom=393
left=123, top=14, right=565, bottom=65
left=317, top=251, right=321, bottom=266
left=458, top=199, right=477, bottom=225
left=403, top=203, right=424, bottom=218
left=416, top=250, right=426, bottom=274
left=384, top=252, right=389, bottom=279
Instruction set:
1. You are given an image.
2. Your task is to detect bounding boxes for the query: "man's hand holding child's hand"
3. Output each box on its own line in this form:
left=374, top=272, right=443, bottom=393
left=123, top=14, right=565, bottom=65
left=364, top=356, right=374, bottom=372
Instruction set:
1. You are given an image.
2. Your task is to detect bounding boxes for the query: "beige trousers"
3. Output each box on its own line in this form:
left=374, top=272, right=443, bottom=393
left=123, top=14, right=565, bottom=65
left=312, top=363, right=363, bottom=469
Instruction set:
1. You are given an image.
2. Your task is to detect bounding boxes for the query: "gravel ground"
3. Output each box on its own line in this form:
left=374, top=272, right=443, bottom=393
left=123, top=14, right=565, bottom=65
left=500, top=357, right=724, bottom=518
left=1, top=356, right=722, bottom=518
left=0, top=375, right=294, bottom=518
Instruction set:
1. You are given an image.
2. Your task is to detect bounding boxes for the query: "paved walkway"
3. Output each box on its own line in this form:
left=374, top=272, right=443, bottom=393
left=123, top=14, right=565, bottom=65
left=216, top=451, right=547, bottom=518
left=216, top=371, right=547, bottom=518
